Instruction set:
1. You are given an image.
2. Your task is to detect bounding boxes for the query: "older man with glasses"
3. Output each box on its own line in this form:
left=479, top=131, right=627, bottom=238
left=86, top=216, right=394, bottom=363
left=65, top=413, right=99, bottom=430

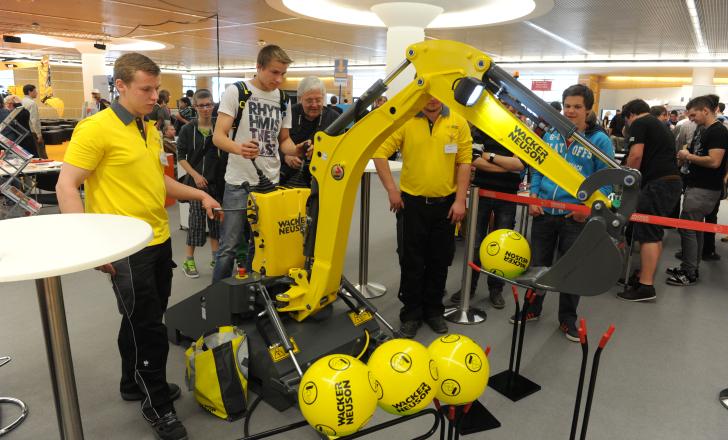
left=280, top=76, right=340, bottom=185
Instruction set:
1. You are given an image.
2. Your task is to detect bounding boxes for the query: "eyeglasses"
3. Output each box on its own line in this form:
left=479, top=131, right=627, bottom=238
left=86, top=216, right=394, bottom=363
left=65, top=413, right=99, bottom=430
left=196, top=104, right=213, bottom=109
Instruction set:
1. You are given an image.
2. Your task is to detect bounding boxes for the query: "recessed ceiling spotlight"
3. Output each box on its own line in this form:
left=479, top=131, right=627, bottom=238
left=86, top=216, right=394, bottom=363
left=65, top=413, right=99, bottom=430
left=257, top=39, right=266, bottom=47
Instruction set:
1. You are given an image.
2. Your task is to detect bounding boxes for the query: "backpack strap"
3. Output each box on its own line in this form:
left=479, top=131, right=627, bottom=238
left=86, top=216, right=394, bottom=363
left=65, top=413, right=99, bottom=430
left=231, top=81, right=252, bottom=140
left=279, top=90, right=288, bottom=119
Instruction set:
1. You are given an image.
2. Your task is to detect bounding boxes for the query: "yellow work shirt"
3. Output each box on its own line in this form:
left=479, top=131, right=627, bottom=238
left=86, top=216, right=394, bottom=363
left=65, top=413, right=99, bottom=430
left=374, top=107, right=472, bottom=197
left=64, top=102, right=169, bottom=246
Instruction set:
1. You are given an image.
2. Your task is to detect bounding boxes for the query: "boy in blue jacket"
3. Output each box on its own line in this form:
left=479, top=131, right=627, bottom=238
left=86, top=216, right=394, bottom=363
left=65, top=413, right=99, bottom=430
left=511, top=84, right=614, bottom=341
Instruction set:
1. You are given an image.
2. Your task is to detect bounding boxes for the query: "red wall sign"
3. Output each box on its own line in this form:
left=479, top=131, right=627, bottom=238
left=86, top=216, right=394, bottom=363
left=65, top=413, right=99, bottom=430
left=531, top=80, right=552, bottom=91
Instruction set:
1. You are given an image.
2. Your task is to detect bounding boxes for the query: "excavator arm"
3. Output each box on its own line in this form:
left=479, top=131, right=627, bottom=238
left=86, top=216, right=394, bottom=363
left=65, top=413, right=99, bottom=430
left=276, top=40, right=640, bottom=321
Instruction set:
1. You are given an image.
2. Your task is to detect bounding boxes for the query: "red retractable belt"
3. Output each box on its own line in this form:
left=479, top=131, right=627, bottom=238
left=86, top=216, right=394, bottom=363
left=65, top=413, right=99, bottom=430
left=478, top=189, right=728, bottom=235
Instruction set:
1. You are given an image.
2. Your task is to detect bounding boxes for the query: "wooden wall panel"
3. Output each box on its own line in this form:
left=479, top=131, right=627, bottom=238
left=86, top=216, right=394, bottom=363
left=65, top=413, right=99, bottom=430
left=160, top=73, right=183, bottom=106
left=196, top=76, right=213, bottom=92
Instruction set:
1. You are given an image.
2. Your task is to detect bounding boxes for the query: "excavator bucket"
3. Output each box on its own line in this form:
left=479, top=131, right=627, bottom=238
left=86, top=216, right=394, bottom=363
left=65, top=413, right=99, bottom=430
left=523, top=219, right=625, bottom=296
left=514, top=167, right=640, bottom=296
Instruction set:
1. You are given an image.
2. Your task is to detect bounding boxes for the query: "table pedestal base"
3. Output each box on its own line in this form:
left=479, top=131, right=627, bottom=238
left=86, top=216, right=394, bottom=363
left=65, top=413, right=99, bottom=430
left=443, top=305, right=487, bottom=325
left=36, top=277, right=84, bottom=439
left=354, top=282, right=387, bottom=299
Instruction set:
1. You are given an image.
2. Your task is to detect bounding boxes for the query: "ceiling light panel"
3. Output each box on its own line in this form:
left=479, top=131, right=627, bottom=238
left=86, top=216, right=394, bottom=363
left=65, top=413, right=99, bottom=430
left=696, top=0, right=728, bottom=54
left=685, top=0, right=709, bottom=54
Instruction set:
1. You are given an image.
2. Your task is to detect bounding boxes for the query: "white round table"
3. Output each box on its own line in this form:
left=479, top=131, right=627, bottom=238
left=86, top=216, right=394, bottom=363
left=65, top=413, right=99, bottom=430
left=0, top=214, right=153, bottom=440
left=355, top=159, right=403, bottom=298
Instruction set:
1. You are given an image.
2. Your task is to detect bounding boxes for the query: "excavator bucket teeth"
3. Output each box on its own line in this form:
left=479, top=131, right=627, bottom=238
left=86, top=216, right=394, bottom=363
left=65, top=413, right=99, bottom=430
left=531, top=219, right=624, bottom=296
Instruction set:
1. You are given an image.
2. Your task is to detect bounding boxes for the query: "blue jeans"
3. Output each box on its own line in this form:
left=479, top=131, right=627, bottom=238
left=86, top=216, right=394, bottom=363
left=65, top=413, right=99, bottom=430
left=212, top=183, right=254, bottom=283
left=471, top=197, right=517, bottom=293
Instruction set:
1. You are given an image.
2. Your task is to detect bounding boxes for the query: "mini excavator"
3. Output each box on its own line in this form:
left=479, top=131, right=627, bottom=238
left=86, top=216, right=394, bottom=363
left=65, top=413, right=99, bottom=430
left=165, top=40, right=640, bottom=410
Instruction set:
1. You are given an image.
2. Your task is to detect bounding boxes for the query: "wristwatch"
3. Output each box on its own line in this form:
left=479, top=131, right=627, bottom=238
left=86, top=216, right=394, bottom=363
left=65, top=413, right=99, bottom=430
left=488, top=152, right=496, bottom=163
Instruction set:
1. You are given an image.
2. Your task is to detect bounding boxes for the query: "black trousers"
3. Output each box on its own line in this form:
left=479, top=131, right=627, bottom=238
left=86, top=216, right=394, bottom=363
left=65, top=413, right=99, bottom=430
left=397, top=193, right=456, bottom=322
left=111, top=239, right=174, bottom=418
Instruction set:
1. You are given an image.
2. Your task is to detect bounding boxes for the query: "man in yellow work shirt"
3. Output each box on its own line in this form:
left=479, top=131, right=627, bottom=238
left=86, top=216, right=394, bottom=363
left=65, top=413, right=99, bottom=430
left=56, top=52, right=221, bottom=440
left=373, top=97, right=472, bottom=338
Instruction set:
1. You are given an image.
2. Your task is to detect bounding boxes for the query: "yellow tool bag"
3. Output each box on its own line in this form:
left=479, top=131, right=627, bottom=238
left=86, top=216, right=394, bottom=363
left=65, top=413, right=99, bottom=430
left=185, top=326, right=250, bottom=421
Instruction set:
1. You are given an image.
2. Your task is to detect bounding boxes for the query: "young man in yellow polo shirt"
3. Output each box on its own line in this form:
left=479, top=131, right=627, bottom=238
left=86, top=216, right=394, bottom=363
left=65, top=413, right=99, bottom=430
left=56, top=53, right=221, bottom=440
left=373, top=97, right=472, bottom=338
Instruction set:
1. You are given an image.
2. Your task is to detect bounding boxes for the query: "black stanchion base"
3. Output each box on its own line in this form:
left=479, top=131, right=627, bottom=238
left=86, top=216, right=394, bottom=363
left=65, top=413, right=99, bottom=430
left=459, top=399, right=501, bottom=434
left=488, top=370, right=541, bottom=402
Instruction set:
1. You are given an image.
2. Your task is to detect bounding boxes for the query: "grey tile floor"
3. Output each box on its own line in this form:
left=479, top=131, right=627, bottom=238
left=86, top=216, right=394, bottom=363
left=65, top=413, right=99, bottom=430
left=2, top=181, right=728, bottom=439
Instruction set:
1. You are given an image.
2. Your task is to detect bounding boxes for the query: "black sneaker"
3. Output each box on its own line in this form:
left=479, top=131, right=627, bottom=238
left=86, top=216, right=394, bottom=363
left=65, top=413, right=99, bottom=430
left=399, top=320, right=422, bottom=339
left=489, top=289, right=505, bottom=309
left=702, top=252, right=721, bottom=261
left=509, top=310, right=540, bottom=324
left=666, top=269, right=698, bottom=286
left=618, top=269, right=640, bottom=287
left=449, top=289, right=475, bottom=304
left=121, top=383, right=181, bottom=402
left=424, top=316, right=449, bottom=334
left=627, top=269, right=641, bottom=288
left=665, top=266, right=699, bottom=279
left=148, top=411, right=188, bottom=440
left=617, top=283, right=657, bottom=301
left=559, top=322, right=580, bottom=342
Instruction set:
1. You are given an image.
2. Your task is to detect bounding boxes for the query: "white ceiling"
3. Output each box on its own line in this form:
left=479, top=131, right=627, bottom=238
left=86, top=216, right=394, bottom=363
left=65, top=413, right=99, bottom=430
left=0, top=0, right=727, bottom=75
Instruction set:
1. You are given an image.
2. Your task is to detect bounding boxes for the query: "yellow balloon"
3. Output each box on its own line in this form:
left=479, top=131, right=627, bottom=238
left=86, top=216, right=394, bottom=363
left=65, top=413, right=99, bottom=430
left=298, top=354, right=377, bottom=437
left=427, top=334, right=489, bottom=405
left=368, top=339, right=439, bottom=415
left=479, top=229, right=530, bottom=279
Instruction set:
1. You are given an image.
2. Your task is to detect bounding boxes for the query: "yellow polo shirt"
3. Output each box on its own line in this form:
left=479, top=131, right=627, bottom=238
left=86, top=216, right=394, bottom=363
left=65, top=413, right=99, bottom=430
left=64, top=102, right=169, bottom=246
left=374, top=107, right=472, bottom=197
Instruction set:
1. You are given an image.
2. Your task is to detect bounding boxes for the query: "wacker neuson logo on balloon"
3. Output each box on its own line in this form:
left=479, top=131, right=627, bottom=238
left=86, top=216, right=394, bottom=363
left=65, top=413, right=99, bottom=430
left=335, top=380, right=354, bottom=427
left=278, top=215, right=305, bottom=235
left=391, top=382, right=432, bottom=413
left=508, top=125, right=548, bottom=164
left=503, top=250, right=528, bottom=269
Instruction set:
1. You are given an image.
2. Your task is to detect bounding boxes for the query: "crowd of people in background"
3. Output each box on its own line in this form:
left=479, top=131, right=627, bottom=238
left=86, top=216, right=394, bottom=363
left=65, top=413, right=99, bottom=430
left=95, top=55, right=728, bottom=341
left=6, top=53, right=728, bottom=334
left=51, top=59, right=728, bottom=340
left=3, top=39, right=726, bottom=439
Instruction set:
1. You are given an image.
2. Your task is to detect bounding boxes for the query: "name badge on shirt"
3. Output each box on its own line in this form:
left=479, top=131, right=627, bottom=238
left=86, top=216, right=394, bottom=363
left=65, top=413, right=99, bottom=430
left=444, top=143, right=458, bottom=154
left=159, top=151, right=168, bottom=165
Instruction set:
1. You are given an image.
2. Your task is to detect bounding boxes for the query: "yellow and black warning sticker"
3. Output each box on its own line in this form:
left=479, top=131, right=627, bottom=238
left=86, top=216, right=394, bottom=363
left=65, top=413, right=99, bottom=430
left=268, top=337, right=300, bottom=363
left=348, top=310, right=374, bottom=327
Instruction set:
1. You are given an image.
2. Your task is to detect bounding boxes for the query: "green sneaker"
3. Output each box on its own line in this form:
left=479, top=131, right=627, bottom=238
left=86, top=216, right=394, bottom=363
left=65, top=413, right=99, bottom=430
left=209, top=259, right=216, bottom=269
left=182, top=259, right=199, bottom=278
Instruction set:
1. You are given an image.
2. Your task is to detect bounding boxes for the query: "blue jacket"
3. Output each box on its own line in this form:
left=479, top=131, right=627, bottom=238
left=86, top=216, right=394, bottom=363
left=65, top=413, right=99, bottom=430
left=530, top=123, right=614, bottom=216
